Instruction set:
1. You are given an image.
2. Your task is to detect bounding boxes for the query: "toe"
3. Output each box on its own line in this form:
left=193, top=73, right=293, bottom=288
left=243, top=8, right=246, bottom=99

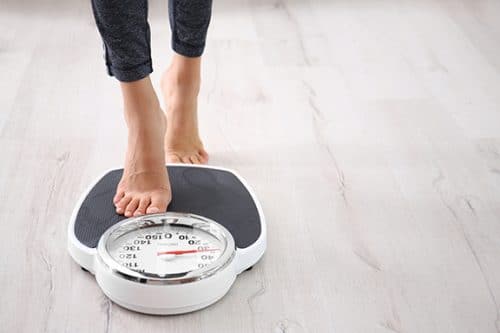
left=146, top=191, right=170, bottom=214
left=113, top=190, right=125, bottom=205
left=190, top=155, right=201, bottom=164
left=199, top=150, right=209, bottom=164
left=134, top=197, right=150, bottom=216
left=124, top=198, right=140, bottom=217
left=116, top=195, right=132, bottom=215
left=181, top=156, right=192, bottom=164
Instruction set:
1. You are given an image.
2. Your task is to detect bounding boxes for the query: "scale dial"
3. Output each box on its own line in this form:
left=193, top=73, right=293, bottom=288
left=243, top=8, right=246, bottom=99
left=97, top=213, right=235, bottom=283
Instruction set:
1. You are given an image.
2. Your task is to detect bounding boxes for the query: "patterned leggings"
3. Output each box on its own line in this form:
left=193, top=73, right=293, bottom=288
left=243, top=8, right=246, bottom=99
left=91, top=0, right=213, bottom=82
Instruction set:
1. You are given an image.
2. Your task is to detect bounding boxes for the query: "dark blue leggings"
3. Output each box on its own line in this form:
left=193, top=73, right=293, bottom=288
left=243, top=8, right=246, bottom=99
left=91, top=0, right=212, bottom=82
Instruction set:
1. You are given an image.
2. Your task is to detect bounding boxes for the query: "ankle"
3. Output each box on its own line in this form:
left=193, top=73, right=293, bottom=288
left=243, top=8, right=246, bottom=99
left=162, top=57, right=201, bottom=94
left=163, top=69, right=200, bottom=95
left=124, top=100, right=163, bottom=127
left=125, top=120, right=166, bottom=164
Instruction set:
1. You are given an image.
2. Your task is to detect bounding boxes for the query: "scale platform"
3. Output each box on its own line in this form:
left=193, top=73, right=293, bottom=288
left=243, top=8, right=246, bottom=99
left=68, top=164, right=266, bottom=276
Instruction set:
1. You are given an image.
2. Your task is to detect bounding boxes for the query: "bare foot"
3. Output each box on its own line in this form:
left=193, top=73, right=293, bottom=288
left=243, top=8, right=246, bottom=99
left=113, top=77, right=172, bottom=217
left=161, top=55, right=209, bottom=164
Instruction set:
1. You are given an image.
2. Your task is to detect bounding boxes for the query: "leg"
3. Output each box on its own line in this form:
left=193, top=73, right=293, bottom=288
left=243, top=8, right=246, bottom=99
left=91, top=0, right=171, bottom=216
left=161, top=0, right=213, bottom=164
left=115, top=78, right=171, bottom=216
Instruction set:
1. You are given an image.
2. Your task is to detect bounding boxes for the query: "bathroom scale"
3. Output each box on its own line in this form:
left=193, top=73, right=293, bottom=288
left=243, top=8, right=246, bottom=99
left=67, top=164, right=266, bottom=315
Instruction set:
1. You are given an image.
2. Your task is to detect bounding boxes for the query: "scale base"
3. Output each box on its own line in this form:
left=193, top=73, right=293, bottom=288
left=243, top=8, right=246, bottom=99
left=110, top=294, right=226, bottom=315
left=68, top=164, right=267, bottom=314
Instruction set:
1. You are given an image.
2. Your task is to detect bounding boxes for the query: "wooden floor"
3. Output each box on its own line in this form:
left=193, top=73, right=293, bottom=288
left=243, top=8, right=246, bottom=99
left=1, top=0, right=500, bottom=332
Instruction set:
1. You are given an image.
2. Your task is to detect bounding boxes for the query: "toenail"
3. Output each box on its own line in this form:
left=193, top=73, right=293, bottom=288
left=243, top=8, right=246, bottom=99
left=148, top=207, right=159, bottom=214
left=116, top=208, right=123, bottom=213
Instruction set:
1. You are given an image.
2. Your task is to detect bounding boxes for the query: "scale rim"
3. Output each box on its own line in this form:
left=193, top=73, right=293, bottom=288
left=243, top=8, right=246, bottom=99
left=96, top=212, right=236, bottom=285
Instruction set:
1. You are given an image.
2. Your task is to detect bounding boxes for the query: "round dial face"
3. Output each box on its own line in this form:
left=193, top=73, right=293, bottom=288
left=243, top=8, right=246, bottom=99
left=98, top=213, right=234, bottom=282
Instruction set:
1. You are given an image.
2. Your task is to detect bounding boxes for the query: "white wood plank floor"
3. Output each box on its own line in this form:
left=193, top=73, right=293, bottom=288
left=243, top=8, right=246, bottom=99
left=1, top=0, right=500, bottom=332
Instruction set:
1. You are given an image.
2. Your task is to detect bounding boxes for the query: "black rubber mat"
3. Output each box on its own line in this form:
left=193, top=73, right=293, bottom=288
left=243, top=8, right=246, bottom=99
left=74, top=166, right=262, bottom=249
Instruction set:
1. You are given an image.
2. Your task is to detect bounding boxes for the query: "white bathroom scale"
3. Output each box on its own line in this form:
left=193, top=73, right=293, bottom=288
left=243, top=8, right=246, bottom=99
left=67, top=164, right=266, bottom=315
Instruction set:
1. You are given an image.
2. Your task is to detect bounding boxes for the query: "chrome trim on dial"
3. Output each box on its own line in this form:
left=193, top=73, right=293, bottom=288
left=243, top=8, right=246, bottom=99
left=97, top=212, right=236, bottom=285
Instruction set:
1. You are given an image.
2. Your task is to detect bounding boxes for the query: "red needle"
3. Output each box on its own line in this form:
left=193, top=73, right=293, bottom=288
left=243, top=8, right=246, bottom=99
left=157, top=248, right=220, bottom=256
